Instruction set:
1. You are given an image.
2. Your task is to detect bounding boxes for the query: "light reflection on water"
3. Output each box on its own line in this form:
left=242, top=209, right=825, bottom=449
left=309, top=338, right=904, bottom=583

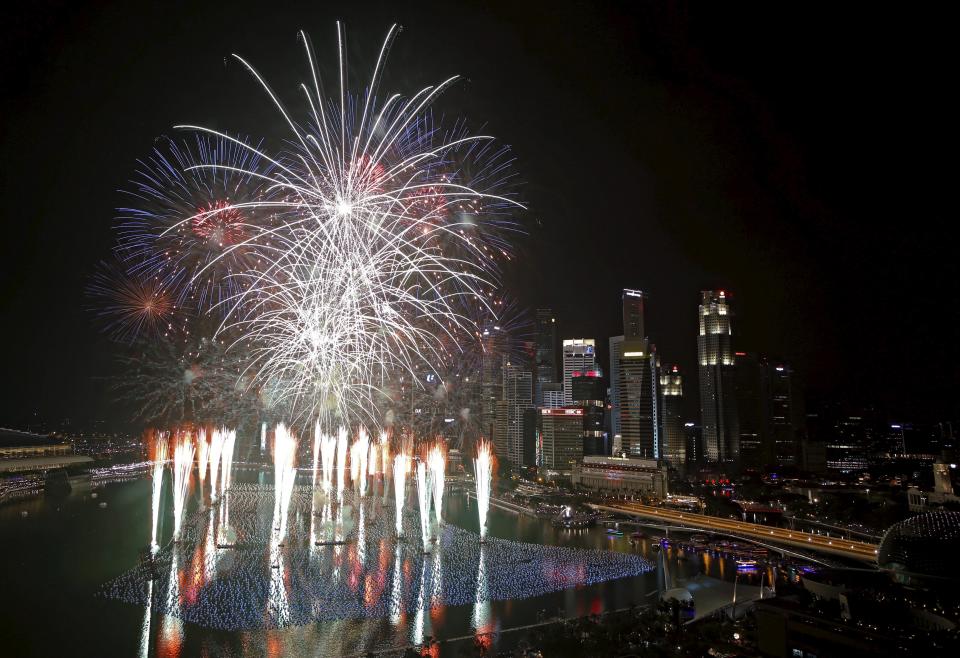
left=0, top=474, right=785, bottom=657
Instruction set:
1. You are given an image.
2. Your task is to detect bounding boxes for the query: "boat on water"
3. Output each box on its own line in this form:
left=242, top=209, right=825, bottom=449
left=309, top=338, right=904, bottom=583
left=606, top=528, right=624, bottom=536
left=736, top=559, right=759, bottom=570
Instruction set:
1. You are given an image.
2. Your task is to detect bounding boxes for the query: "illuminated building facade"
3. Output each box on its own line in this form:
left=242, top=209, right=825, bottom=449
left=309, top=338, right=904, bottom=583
left=562, top=339, right=596, bottom=405
left=616, top=339, right=659, bottom=459
left=571, top=455, right=667, bottom=498
left=697, top=290, right=739, bottom=463
left=538, top=407, right=584, bottom=470
left=658, top=364, right=685, bottom=465
left=494, top=364, right=533, bottom=466
left=571, top=371, right=607, bottom=456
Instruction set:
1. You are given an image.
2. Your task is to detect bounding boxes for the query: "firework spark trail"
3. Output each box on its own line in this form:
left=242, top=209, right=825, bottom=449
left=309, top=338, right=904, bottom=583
left=335, top=426, right=348, bottom=493
left=172, top=23, right=525, bottom=426
left=115, top=133, right=277, bottom=315
left=208, top=429, right=225, bottom=501
left=220, top=428, right=237, bottom=495
left=354, top=427, right=370, bottom=496
left=312, top=422, right=322, bottom=488
left=474, top=439, right=493, bottom=541
left=272, top=423, right=298, bottom=541
left=416, top=459, right=432, bottom=551
left=150, top=433, right=169, bottom=549
left=349, top=435, right=361, bottom=486
left=367, top=439, right=378, bottom=478
left=197, top=428, right=209, bottom=494
left=172, top=433, right=195, bottom=540
left=428, top=443, right=446, bottom=525
left=392, top=452, right=408, bottom=537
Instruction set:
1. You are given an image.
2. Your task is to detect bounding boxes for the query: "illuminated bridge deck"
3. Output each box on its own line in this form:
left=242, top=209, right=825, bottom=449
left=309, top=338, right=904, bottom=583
left=590, top=502, right=879, bottom=563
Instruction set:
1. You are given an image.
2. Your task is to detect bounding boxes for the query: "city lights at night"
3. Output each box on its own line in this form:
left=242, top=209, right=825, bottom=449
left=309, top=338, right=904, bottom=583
left=1, top=3, right=956, bottom=657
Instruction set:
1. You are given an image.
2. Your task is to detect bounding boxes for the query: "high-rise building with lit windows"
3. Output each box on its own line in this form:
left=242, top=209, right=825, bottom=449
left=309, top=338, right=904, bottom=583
left=698, top=290, right=739, bottom=463
left=659, top=364, right=684, bottom=465
left=611, top=289, right=649, bottom=440
left=495, top=364, right=533, bottom=466
left=617, top=340, right=659, bottom=459
left=562, top=339, right=596, bottom=405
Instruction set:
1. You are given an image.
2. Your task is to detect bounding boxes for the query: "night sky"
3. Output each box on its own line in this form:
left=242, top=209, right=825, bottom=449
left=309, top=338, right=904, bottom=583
left=1, top=1, right=955, bottom=430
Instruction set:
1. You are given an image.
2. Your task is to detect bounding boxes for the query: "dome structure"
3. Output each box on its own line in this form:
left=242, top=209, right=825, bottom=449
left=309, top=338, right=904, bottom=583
left=878, top=511, right=960, bottom=582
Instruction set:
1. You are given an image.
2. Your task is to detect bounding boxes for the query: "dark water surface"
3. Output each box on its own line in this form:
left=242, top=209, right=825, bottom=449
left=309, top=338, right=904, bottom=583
left=0, top=472, right=767, bottom=657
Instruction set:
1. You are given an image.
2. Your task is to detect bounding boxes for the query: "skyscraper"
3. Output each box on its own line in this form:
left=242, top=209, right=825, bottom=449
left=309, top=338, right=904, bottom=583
left=616, top=340, right=659, bottom=458
left=622, top=289, right=647, bottom=340
left=659, top=364, right=684, bottom=466
left=499, top=364, right=533, bottom=467
left=562, top=339, right=596, bottom=405
left=765, top=361, right=800, bottom=466
left=571, top=370, right=607, bottom=456
left=538, top=407, right=585, bottom=470
left=534, top=308, right=557, bottom=404
left=611, top=289, right=648, bottom=440
left=697, top=290, right=739, bottom=463
left=735, top=351, right=765, bottom=468
left=609, top=335, right=624, bottom=437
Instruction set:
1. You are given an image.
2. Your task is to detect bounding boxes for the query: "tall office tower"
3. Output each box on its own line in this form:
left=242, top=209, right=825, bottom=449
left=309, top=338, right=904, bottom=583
left=534, top=309, right=557, bottom=404
left=538, top=407, right=585, bottom=470
left=609, top=335, right=624, bottom=438
left=562, top=339, right=596, bottom=404
left=479, top=321, right=508, bottom=441
left=498, top=364, right=533, bottom=466
left=765, top=361, right=799, bottom=466
left=735, top=352, right=765, bottom=468
left=659, top=364, right=685, bottom=466
left=617, top=340, right=659, bottom=458
left=697, top=290, right=739, bottom=463
left=571, top=371, right=607, bottom=456
left=611, top=289, right=650, bottom=444
left=622, top=289, right=647, bottom=339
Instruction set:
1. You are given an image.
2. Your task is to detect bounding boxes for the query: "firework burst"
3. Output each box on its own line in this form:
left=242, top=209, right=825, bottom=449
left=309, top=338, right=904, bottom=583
left=181, top=23, right=524, bottom=426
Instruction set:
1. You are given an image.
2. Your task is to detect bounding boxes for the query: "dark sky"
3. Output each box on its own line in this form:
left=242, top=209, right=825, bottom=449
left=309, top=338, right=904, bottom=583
left=1, top=1, right=955, bottom=430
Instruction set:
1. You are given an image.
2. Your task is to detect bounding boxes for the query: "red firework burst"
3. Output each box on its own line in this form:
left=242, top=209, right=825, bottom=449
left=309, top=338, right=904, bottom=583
left=191, top=200, right=247, bottom=247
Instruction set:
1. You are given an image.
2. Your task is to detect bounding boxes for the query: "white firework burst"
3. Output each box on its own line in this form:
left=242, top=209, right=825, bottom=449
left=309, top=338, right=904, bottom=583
left=174, top=23, right=523, bottom=426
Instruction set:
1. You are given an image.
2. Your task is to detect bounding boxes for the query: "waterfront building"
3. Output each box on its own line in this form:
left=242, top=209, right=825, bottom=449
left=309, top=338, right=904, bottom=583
left=906, top=459, right=960, bottom=512
left=570, top=455, right=667, bottom=498
left=0, top=428, right=93, bottom=474
left=697, top=290, right=739, bottom=463
left=561, top=339, right=596, bottom=405
left=658, top=364, right=684, bottom=466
